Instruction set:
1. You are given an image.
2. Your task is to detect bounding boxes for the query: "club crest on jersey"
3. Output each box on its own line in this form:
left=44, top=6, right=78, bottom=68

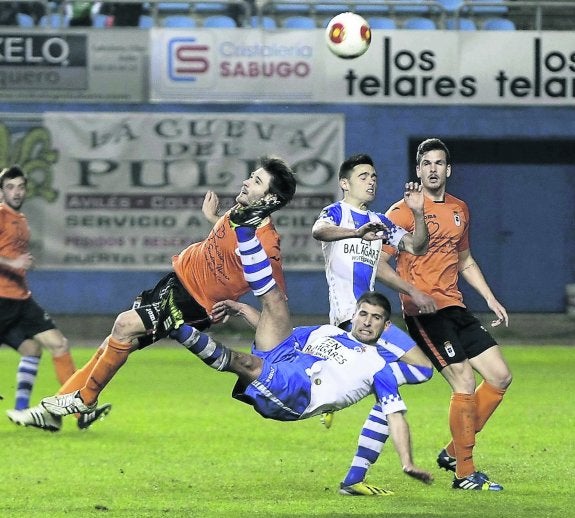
left=453, top=212, right=461, bottom=226
left=443, top=341, right=455, bottom=357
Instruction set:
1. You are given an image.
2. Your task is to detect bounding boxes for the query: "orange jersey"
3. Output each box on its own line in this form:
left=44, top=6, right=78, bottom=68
left=172, top=212, right=286, bottom=314
left=384, top=193, right=470, bottom=316
left=0, top=203, right=31, bottom=300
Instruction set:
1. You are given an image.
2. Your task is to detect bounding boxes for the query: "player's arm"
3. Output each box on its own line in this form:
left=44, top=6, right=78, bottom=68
left=377, top=252, right=437, bottom=314
left=312, top=219, right=386, bottom=242
left=201, top=191, right=220, bottom=226
left=458, top=249, right=509, bottom=327
left=374, top=365, right=433, bottom=484
left=395, top=183, right=428, bottom=255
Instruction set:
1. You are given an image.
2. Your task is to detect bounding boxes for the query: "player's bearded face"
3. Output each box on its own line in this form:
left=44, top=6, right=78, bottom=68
left=416, top=150, right=450, bottom=191
left=235, top=168, right=273, bottom=206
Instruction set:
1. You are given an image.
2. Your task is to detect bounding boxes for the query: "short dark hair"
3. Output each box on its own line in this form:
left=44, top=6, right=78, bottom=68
left=0, top=165, right=26, bottom=189
left=338, top=154, right=375, bottom=180
left=416, top=138, right=451, bottom=165
left=260, top=156, right=296, bottom=208
left=356, top=291, right=392, bottom=319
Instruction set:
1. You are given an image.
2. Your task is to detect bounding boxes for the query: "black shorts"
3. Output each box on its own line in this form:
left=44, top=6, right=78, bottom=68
left=0, top=296, right=56, bottom=350
left=133, top=272, right=211, bottom=349
left=404, top=306, right=497, bottom=371
left=1, top=325, right=27, bottom=350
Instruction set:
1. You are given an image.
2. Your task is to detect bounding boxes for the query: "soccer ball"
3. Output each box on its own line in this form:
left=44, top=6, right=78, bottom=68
left=325, top=12, right=371, bottom=59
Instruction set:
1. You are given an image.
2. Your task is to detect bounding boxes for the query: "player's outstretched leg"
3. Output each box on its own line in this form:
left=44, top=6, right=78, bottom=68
left=340, top=404, right=389, bottom=488
left=171, top=325, right=231, bottom=371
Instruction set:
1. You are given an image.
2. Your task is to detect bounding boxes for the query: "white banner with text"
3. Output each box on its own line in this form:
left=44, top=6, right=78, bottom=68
left=7, top=113, right=343, bottom=270
left=150, top=29, right=575, bottom=105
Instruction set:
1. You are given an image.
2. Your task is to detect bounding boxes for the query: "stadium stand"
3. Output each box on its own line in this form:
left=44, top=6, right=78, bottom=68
left=282, top=15, right=316, bottom=28
left=482, top=16, right=515, bottom=29
left=367, top=16, right=397, bottom=29
left=445, top=16, right=476, bottom=29
left=403, top=15, right=437, bottom=28
left=202, top=13, right=237, bottom=25
left=163, top=14, right=197, bottom=25
left=0, top=0, right=573, bottom=30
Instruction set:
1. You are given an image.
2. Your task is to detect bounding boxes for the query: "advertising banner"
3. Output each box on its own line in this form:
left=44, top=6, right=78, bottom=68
left=150, top=29, right=575, bottom=106
left=0, top=29, right=147, bottom=102
left=4, top=113, right=342, bottom=271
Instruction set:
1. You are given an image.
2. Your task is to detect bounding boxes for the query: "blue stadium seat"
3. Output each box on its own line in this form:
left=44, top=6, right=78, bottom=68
left=282, top=15, right=316, bottom=29
left=16, top=12, right=35, bottom=27
left=39, top=13, right=68, bottom=28
left=445, top=17, right=477, bottom=30
left=313, top=4, right=349, bottom=17
left=195, top=2, right=228, bottom=15
left=466, top=0, right=508, bottom=15
left=250, top=15, right=277, bottom=29
left=263, top=2, right=310, bottom=16
left=163, top=15, right=197, bottom=27
left=482, top=17, right=516, bottom=30
left=139, top=14, right=154, bottom=27
left=355, top=3, right=390, bottom=16
left=202, top=14, right=236, bottom=27
left=437, top=0, right=464, bottom=13
left=157, top=2, right=190, bottom=14
left=92, top=14, right=110, bottom=28
left=368, top=16, right=397, bottom=30
left=393, top=0, right=429, bottom=15
left=403, top=16, right=437, bottom=29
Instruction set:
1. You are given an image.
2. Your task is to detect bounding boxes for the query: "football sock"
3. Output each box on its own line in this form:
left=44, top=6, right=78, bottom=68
left=52, top=351, right=77, bottom=385
left=58, top=347, right=103, bottom=395
left=450, top=392, right=476, bottom=478
left=15, top=355, right=40, bottom=410
left=234, top=226, right=276, bottom=296
left=445, top=380, right=506, bottom=458
left=171, top=325, right=231, bottom=371
left=80, top=337, right=132, bottom=405
left=342, top=403, right=389, bottom=486
left=474, top=380, right=506, bottom=431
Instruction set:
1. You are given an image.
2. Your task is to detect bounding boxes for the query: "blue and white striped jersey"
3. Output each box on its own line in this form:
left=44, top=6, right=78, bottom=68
left=315, top=201, right=408, bottom=326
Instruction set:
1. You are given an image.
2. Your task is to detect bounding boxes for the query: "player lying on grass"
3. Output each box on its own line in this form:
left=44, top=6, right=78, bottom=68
left=15, top=157, right=296, bottom=432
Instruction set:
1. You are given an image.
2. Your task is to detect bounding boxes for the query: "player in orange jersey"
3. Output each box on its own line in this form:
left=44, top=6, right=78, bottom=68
left=36, top=157, right=296, bottom=421
left=0, top=166, right=111, bottom=431
left=381, top=139, right=511, bottom=491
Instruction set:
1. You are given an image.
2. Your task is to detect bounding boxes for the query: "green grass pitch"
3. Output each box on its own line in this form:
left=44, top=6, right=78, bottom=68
left=1, top=343, right=573, bottom=517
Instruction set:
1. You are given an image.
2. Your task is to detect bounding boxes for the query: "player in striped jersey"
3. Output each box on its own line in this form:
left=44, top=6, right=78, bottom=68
left=312, top=154, right=437, bottom=491
left=168, top=202, right=432, bottom=494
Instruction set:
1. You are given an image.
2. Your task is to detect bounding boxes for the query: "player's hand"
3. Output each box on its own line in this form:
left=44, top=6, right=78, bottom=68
left=403, top=182, right=424, bottom=212
left=210, top=299, right=244, bottom=324
left=487, top=297, right=509, bottom=327
left=403, top=465, right=434, bottom=485
left=11, top=253, right=34, bottom=270
left=202, top=191, right=220, bottom=224
left=356, top=221, right=389, bottom=241
left=411, top=289, right=437, bottom=314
